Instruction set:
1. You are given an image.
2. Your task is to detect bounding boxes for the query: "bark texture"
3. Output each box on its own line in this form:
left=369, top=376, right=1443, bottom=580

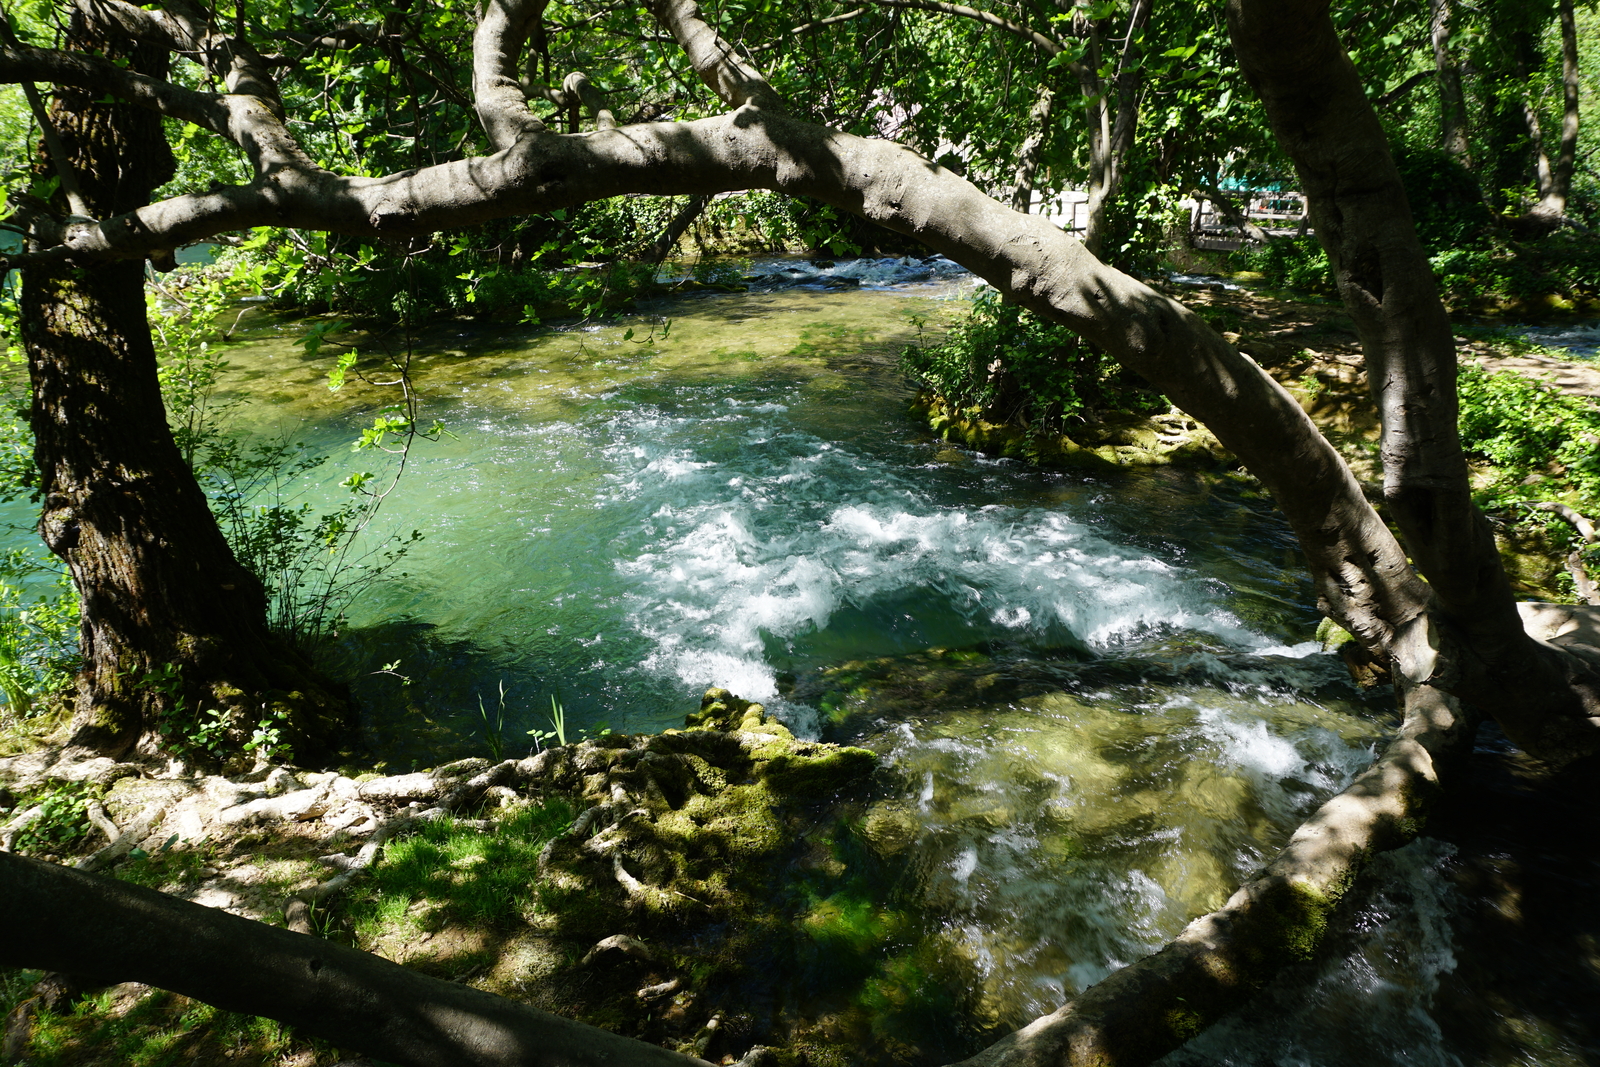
left=18, top=2, right=348, bottom=759
left=1226, top=0, right=1600, bottom=760
left=1430, top=0, right=1472, bottom=162
left=1009, top=84, right=1054, bottom=213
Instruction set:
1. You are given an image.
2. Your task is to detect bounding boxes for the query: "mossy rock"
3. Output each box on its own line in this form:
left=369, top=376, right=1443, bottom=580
left=912, top=393, right=1230, bottom=472
left=520, top=690, right=973, bottom=1062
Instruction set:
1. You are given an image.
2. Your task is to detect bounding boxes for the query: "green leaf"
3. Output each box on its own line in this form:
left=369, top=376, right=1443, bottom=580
left=326, top=350, right=358, bottom=391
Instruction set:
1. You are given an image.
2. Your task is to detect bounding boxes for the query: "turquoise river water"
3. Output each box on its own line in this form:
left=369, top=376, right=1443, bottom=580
left=11, top=257, right=1600, bottom=1064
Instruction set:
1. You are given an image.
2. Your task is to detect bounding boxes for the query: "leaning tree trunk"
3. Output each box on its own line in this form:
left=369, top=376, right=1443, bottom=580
left=1530, top=0, right=1581, bottom=223
left=1430, top=0, right=1472, bottom=163
left=17, top=5, right=348, bottom=761
left=0, top=850, right=710, bottom=1067
left=1226, top=0, right=1600, bottom=762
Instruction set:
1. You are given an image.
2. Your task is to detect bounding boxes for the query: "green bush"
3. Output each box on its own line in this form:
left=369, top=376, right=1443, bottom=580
left=901, top=287, right=1166, bottom=430
left=6, top=780, right=98, bottom=855
left=1233, top=235, right=1333, bottom=294
left=1457, top=362, right=1600, bottom=512
left=1394, top=146, right=1496, bottom=252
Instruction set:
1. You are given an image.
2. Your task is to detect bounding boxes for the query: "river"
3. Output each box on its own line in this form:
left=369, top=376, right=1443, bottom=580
left=21, top=258, right=1600, bottom=1064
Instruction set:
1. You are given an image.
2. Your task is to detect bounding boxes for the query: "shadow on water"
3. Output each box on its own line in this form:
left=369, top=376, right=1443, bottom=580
left=1429, top=727, right=1600, bottom=1065
left=1160, top=719, right=1600, bottom=1067
left=316, top=618, right=672, bottom=770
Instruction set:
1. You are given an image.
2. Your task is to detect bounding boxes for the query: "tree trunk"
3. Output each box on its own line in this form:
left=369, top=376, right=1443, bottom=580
left=18, top=3, right=349, bottom=761
left=1226, top=0, right=1600, bottom=763
left=1532, top=0, right=1581, bottom=220
left=646, top=193, right=712, bottom=263
left=1009, top=84, right=1054, bottom=212
left=1430, top=0, right=1472, bottom=163
left=0, top=850, right=712, bottom=1067
left=1080, top=0, right=1152, bottom=258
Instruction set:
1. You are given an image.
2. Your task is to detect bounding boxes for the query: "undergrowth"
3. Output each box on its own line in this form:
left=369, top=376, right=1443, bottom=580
left=899, top=286, right=1166, bottom=432
left=0, top=976, right=334, bottom=1067
left=1457, top=361, right=1600, bottom=593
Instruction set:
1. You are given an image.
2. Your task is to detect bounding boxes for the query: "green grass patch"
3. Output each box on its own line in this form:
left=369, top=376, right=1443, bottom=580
left=1458, top=362, right=1600, bottom=511
left=345, top=799, right=574, bottom=943
left=0, top=976, right=333, bottom=1066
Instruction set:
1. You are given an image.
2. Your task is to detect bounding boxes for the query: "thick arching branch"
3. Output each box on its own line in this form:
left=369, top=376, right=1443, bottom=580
left=648, top=0, right=784, bottom=109
left=0, top=100, right=1425, bottom=653
left=89, top=0, right=317, bottom=172
left=474, top=0, right=551, bottom=150
left=0, top=39, right=232, bottom=137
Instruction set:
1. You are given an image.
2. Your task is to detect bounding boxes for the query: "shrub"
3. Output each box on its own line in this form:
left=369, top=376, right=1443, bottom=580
left=901, top=287, right=1166, bottom=430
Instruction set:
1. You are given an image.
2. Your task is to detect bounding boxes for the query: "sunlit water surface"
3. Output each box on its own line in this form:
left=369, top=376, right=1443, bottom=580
left=21, top=256, right=1590, bottom=1064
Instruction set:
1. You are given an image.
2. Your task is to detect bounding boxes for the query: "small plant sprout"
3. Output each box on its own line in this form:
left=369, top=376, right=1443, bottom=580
left=527, top=694, right=567, bottom=752
left=479, top=679, right=508, bottom=761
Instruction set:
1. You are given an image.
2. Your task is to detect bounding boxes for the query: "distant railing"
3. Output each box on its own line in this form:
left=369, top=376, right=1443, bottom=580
left=1191, top=189, right=1309, bottom=250
left=1021, top=188, right=1311, bottom=249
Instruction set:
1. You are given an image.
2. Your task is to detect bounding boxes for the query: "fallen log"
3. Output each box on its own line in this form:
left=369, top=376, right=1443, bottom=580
left=0, top=849, right=714, bottom=1067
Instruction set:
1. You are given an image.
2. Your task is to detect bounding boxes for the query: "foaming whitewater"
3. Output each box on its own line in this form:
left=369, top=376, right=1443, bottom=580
left=661, top=253, right=979, bottom=293
left=1512, top=319, right=1600, bottom=359
left=603, top=389, right=1303, bottom=719
left=159, top=264, right=1439, bottom=1062
left=854, top=660, right=1389, bottom=1029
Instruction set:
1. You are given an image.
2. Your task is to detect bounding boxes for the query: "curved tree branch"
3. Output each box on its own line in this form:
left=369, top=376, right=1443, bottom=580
left=0, top=84, right=1426, bottom=655
left=862, top=0, right=1082, bottom=74
left=0, top=40, right=232, bottom=138
left=86, top=0, right=318, bottom=173
left=474, top=0, right=551, bottom=150
left=751, top=8, right=866, bottom=52
left=648, top=0, right=784, bottom=109
left=562, top=70, right=617, bottom=130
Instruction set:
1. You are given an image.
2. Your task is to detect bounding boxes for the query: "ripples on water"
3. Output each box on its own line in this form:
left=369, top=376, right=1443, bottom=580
left=1511, top=320, right=1600, bottom=360
left=135, top=256, right=1593, bottom=1065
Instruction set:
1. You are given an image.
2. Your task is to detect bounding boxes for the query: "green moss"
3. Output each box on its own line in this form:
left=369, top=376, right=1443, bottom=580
left=802, top=892, right=900, bottom=956
left=756, top=746, right=876, bottom=795
left=1314, top=616, right=1355, bottom=650
left=346, top=799, right=573, bottom=943
left=1163, top=1006, right=1207, bottom=1043
left=1251, top=879, right=1338, bottom=966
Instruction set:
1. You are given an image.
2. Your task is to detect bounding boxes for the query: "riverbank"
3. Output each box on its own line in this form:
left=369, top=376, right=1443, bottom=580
left=0, top=691, right=905, bottom=1067
left=910, top=274, right=1600, bottom=603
